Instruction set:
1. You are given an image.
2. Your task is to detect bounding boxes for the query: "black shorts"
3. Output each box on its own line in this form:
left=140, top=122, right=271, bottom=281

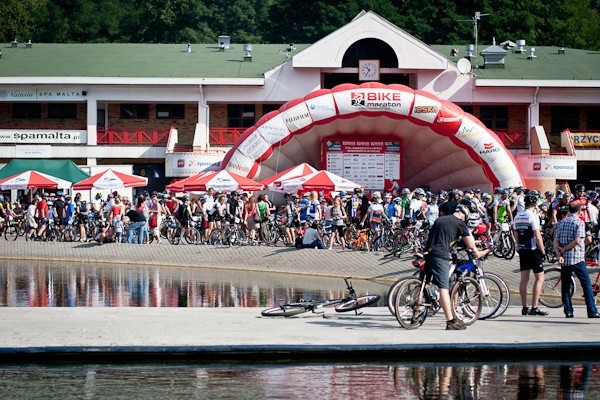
left=77, top=214, right=88, bottom=225
left=518, top=249, right=544, bottom=273
left=332, top=225, right=344, bottom=236
left=425, top=255, right=451, bottom=290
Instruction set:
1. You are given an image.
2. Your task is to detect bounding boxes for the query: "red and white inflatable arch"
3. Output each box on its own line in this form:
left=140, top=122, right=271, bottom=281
left=222, top=83, right=524, bottom=191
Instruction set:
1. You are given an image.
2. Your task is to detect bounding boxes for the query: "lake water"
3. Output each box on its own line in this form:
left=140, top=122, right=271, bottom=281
left=0, top=260, right=387, bottom=308
left=0, top=362, right=598, bottom=399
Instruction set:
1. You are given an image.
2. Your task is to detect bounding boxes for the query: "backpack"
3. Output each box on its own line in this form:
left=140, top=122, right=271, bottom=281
left=80, top=201, right=88, bottom=213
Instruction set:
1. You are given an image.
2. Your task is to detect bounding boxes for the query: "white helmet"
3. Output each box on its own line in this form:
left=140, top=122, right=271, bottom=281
left=467, top=213, right=482, bottom=228
left=371, top=191, right=381, bottom=199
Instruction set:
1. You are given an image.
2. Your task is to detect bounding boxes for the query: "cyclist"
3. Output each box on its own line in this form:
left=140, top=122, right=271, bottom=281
left=36, top=193, right=49, bottom=239
left=552, top=192, right=571, bottom=225
left=74, top=193, right=88, bottom=242
left=495, top=188, right=513, bottom=225
left=513, top=194, right=547, bottom=316
left=423, top=200, right=485, bottom=330
left=573, top=184, right=592, bottom=223
left=283, top=193, right=299, bottom=245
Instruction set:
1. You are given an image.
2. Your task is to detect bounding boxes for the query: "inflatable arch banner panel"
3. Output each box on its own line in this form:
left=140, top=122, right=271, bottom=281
left=222, top=83, right=524, bottom=189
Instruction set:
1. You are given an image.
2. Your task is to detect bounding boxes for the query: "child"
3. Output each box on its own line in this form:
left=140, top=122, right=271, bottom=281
left=114, top=218, right=124, bottom=243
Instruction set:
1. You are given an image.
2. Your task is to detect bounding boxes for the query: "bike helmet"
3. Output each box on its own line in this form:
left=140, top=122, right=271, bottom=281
left=588, top=190, right=597, bottom=199
left=394, top=197, right=402, bottom=203
left=545, top=191, right=554, bottom=197
left=455, top=204, right=471, bottom=219
left=401, top=188, right=411, bottom=195
left=56, top=191, right=63, bottom=196
left=501, top=188, right=510, bottom=195
left=529, top=190, right=539, bottom=197
left=525, top=194, right=537, bottom=207
left=575, top=184, right=585, bottom=191
left=371, top=191, right=381, bottom=199
left=557, top=190, right=565, bottom=197
left=182, top=195, right=190, bottom=201
left=414, top=188, right=426, bottom=196
left=467, top=213, right=482, bottom=228
left=481, top=193, right=491, bottom=200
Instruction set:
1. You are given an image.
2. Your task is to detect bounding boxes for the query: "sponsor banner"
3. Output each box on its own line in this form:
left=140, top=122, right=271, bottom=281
left=323, top=139, right=401, bottom=190
left=431, top=105, right=463, bottom=135
left=165, top=152, right=224, bottom=177
left=454, top=117, right=487, bottom=147
left=280, top=102, right=313, bottom=132
left=571, top=132, right=600, bottom=147
left=0, top=129, right=86, bottom=144
left=410, top=95, right=441, bottom=124
left=0, top=87, right=86, bottom=101
left=515, top=155, right=577, bottom=180
left=224, top=150, right=256, bottom=177
left=306, top=94, right=337, bottom=122
left=255, top=115, right=290, bottom=145
left=15, top=145, right=52, bottom=158
left=333, top=89, right=413, bottom=116
left=237, top=131, right=272, bottom=160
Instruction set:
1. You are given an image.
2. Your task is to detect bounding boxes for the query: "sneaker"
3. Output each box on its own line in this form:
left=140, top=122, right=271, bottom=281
left=445, top=319, right=466, bottom=330
left=521, top=307, right=529, bottom=315
left=528, top=307, right=548, bottom=316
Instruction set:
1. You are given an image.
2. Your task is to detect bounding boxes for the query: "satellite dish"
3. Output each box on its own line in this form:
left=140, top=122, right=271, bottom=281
left=457, top=58, right=472, bottom=74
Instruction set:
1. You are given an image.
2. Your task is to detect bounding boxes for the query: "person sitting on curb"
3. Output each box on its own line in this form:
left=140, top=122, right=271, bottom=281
left=302, top=221, right=327, bottom=249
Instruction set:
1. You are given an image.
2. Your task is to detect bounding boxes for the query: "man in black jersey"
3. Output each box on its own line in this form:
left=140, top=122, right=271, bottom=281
left=424, top=200, right=486, bottom=330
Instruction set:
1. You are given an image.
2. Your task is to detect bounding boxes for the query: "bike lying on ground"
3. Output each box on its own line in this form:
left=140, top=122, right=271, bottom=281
left=261, top=277, right=380, bottom=317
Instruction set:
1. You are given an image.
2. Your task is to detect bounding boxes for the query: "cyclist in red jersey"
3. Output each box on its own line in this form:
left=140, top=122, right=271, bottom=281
left=573, top=184, right=591, bottom=223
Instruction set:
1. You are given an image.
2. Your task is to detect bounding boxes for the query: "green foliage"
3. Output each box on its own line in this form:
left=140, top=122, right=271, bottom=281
left=1, top=0, right=598, bottom=50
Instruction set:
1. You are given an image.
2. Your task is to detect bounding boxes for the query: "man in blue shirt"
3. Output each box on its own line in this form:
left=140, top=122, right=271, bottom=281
left=299, top=192, right=310, bottom=222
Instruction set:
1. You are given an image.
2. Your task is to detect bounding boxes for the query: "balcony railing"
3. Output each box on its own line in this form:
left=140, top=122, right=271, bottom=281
left=209, top=128, right=246, bottom=146
left=97, top=126, right=171, bottom=145
left=494, top=130, right=528, bottom=149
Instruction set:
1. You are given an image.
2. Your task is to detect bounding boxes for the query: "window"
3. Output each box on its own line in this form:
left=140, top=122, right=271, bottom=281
left=551, top=106, right=580, bottom=135
left=227, top=104, right=255, bottom=127
left=262, top=104, right=283, bottom=114
left=480, top=106, right=508, bottom=130
left=120, top=104, right=149, bottom=119
left=48, top=103, right=77, bottom=119
left=586, top=107, right=600, bottom=131
left=460, top=105, right=473, bottom=115
left=157, top=104, right=185, bottom=119
left=12, top=103, right=41, bottom=119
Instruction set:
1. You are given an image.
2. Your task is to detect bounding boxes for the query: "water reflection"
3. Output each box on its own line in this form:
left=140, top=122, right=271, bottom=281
left=0, top=260, right=386, bottom=308
left=0, top=362, right=598, bottom=399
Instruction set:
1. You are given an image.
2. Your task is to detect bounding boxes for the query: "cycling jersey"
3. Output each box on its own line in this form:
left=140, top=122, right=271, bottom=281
left=512, top=209, right=540, bottom=251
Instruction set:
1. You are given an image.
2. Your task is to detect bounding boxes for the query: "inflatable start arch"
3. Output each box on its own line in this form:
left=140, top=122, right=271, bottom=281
left=222, top=83, right=524, bottom=192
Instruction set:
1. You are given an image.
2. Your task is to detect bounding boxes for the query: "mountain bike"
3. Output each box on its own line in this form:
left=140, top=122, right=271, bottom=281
left=492, top=222, right=516, bottom=260
left=539, top=267, right=579, bottom=308
left=261, top=277, right=380, bottom=317
left=394, top=253, right=483, bottom=329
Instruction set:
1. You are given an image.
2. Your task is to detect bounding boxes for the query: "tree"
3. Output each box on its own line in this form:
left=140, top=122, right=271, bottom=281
left=0, top=0, right=45, bottom=43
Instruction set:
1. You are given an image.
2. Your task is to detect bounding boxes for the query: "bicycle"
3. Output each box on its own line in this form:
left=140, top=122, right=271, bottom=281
left=491, top=222, right=516, bottom=260
left=394, top=253, right=483, bottom=329
left=3, top=216, right=24, bottom=241
left=261, top=277, right=380, bottom=317
left=539, top=267, right=583, bottom=308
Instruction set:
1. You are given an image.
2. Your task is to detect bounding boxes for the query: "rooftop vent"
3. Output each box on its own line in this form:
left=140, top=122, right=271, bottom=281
left=11, top=38, right=18, bottom=48
left=500, top=40, right=516, bottom=50
left=528, top=47, right=536, bottom=59
left=450, top=48, right=458, bottom=57
left=558, top=47, right=566, bottom=55
left=217, top=35, right=230, bottom=51
left=187, top=43, right=191, bottom=53
left=480, top=44, right=508, bottom=69
left=287, top=43, right=295, bottom=52
left=243, top=44, right=252, bottom=61
left=26, top=39, right=32, bottom=49
left=515, top=39, right=526, bottom=53
left=465, top=44, right=475, bottom=59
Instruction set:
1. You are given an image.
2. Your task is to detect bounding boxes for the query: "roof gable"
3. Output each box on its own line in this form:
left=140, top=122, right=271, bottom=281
left=292, top=11, right=448, bottom=70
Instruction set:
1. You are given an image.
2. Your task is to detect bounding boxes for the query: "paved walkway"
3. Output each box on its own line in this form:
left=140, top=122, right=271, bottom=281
left=1, top=240, right=598, bottom=362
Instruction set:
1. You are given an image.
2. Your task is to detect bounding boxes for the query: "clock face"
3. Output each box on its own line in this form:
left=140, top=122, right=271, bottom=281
left=359, top=59, right=380, bottom=81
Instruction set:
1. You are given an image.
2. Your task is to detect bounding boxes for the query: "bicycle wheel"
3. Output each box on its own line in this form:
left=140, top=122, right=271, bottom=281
left=387, top=277, right=414, bottom=316
left=451, top=277, right=482, bottom=326
left=503, top=234, right=516, bottom=260
left=4, top=225, right=18, bottom=241
left=483, top=273, right=511, bottom=319
left=167, top=227, right=181, bottom=245
left=209, top=229, right=222, bottom=245
left=394, top=279, right=428, bottom=329
left=184, top=227, right=197, bottom=244
left=335, top=294, right=380, bottom=312
left=477, top=274, right=504, bottom=320
left=261, top=304, right=309, bottom=317
left=539, top=267, right=575, bottom=308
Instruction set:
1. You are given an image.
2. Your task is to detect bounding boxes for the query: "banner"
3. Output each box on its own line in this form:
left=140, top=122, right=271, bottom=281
left=0, top=88, right=85, bottom=101
left=515, top=155, right=577, bottom=180
left=0, top=129, right=86, bottom=144
left=570, top=132, right=600, bottom=147
left=165, top=152, right=224, bottom=177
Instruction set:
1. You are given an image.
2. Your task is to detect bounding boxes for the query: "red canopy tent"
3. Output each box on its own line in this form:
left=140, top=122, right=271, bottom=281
left=259, top=163, right=318, bottom=191
left=183, top=170, right=264, bottom=192
left=165, top=172, right=209, bottom=192
left=73, top=168, right=147, bottom=190
left=0, top=170, right=71, bottom=190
